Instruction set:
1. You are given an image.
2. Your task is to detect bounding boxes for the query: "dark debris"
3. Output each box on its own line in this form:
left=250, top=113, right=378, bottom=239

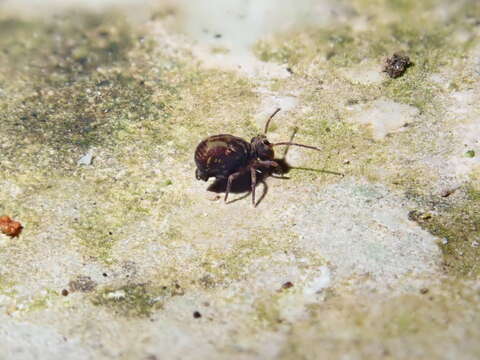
left=383, top=53, right=412, bottom=78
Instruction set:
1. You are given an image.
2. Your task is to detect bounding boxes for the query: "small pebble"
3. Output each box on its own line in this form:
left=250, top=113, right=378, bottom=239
left=420, top=288, right=429, bottom=295
left=78, top=150, right=94, bottom=166
left=61, top=289, right=69, bottom=296
left=281, top=281, right=294, bottom=290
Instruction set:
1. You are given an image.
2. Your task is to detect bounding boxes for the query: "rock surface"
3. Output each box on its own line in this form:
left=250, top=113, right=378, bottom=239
left=0, top=0, right=479, bottom=359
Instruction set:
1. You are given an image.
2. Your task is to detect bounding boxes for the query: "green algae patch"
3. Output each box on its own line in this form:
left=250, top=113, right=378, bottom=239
left=409, top=187, right=480, bottom=278
left=0, top=7, right=259, bottom=188
left=0, top=8, right=259, bottom=270
left=249, top=3, right=480, bottom=191
left=27, top=294, right=49, bottom=312
left=0, top=274, right=16, bottom=295
left=200, top=236, right=280, bottom=284
left=70, top=177, right=159, bottom=264
left=73, top=211, right=120, bottom=264
left=15, top=289, right=59, bottom=313
left=278, top=282, right=480, bottom=359
left=0, top=11, right=170, bottom=170
left=92, top=282, right=183, bottom=317
left=253, top=1, right=477, bottom=116
left=253, top=292, right=285, bottom=330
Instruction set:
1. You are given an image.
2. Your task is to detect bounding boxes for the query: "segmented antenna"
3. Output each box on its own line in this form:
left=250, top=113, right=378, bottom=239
left=264, top=108, right=281, bottom=134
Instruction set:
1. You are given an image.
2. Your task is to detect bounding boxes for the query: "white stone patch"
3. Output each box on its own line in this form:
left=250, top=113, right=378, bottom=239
left=258, top=93, right=299, bottom=114
left=450, top=90, right=477, bottom=115
left=177, top=0, right=343, bottom=52
left=289, top=180, right=442, bottom=287
left=341, top=62, right=385, bottom=85
left=347, top=98, right=420, bottom=140
left=0, top=227, right=19, bottom=246
left=242, top=252, right=317, bottom=293
left=104, top=290, right=126, bottom=300
left=77, top=150, right=94, bottom=166
left=349, top=15, right=370, bottom=32
left=0, top=180, right=23, bottom=199
left=302, top=266, right=331, bottom=296
left=440, top=88, right=480, bottom=178
left=429, top=73, right=449, bottom=87
left=0, top=316, right=92, bottom=360
left=0, top=294, right=11, bottom=306
left=188, top=47, right=292, bottom=79
left=274, top=265, right=331, bottom=322
left=448, top=120, right=480, bottom=177
left=174, top=0, right=349, bottom=79
left=452, top=29, right=473, bottom=44
left=254, top=92, right=299, bottom=130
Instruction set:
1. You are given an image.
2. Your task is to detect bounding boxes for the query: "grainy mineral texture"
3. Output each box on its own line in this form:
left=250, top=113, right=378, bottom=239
left=0, top=0, right=479, bottom=359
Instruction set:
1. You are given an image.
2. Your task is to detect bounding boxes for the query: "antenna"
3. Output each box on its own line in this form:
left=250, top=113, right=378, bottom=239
left=264, top=108, right=281, bottom=134
left=273, top=142, right=321, bottom=152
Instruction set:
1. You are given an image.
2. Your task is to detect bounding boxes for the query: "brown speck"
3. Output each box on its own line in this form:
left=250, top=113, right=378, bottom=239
left=383, top=53, right=412, bottom=78
left=408, top=210, right=417, bottom=221
left=69, top=275, right=97, bottom=293
left=173, top=282, right=185, bottom=296
left=199, top=274, right=215, bottom=288
left=0, top=216, right=23, bottom=237
left=193, top=311, right=202, bottom=319
left=281, top=281, right=294, bottom=290
left=326, top=51, right=335, bottom=60
left=420, top=288, right=429, bottom=294
left=346, top=98, right=359, bottom=106
left=408, top=210, right=432, bottom=223
left=61, top=289, right=69, bottom=296
left=440, top=187, right=459, bottom=197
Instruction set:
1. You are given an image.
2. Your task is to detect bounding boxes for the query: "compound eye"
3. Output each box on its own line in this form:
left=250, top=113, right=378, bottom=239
left=263, top=139, right=270, bottom=146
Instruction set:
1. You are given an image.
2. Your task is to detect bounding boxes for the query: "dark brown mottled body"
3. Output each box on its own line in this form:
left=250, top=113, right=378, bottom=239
left=195, top=134, right=251, bottom=181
